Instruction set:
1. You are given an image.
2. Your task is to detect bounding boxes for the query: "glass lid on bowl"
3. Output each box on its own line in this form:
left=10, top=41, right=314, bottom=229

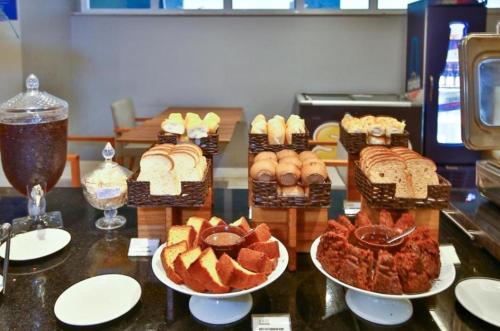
left=82, top=143, right=132, bottom=188
left=0, top=74, right=68, bottom=124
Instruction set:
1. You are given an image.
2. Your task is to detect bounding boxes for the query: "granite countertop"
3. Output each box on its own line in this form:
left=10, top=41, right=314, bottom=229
left=0, top=188, right=499, bottom=330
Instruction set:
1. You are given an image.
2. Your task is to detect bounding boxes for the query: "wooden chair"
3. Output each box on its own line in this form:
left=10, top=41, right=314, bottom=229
left=110, top=98, right=151, bottom=169
left=66, top=136, right=116, bottom=187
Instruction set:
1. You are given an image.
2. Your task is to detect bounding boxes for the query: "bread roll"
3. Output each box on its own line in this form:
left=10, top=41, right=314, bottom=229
left=301, top=162, right=328, bottom=185
left=277, top=149, right=298, bottom=160
left=276, top=163, right=300, bottom=186
left=272, top=115, right=286, bottom=125
left=286, top=114, right=302, bottom=127
left=250, top=160, right=277, bottom=182
left=279, top=156, right=302, bottom=169
left=285, top=117, right=305, bottom=144
left=298, top=151, right=318, bottom=162
left=251, top=120, right=267, bottom=134
left=302, top=158, right=325, bottom=169
left=254, top=151, right=277, bottom=163
left=267, top=118, right=285, bottom=145
left=161, top=113, right=185, bottom=135
left=280, top=185, right=305, bottom=197
left=185, top=113, right=208, bottom=139
left=251, top=114, right=266, bottom=126
left=203, top=112, right=220, bottom=134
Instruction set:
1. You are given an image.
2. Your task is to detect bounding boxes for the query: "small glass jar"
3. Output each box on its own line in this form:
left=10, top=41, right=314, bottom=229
left=82, top=143, right=131, bottom=230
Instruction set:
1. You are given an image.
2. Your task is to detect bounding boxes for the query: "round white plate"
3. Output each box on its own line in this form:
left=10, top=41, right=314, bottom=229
left=152, top=237, right=289, bottom=299
left=54, top=274, right=141, bottom=326
left=455, top=277, right=500, bottom=327
left=310, top=237, right=456, bottom=300
left=0, top=228, right=71, bottom=261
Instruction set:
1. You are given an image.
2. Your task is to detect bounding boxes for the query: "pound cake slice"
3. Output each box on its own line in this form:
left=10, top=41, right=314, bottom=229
left=167, top=225, right=196, bottom=248
left=173, top=247, right=206, bottom=292
left=186, top=217, right=210, bottom=246
left=247, top=240, right=280, bottom=259
left=237, top=248, right=275, bottom=275
left=208, top=216, right=226, bottom=227
left=245, top=223, right=272, bottom=245
left=231, top=217, right=252, bottom=233
left=161, top=241, right=188, bottom=284
left=188, top=248, right=230, bottom=294
left=217, top=253, right=267, bottom=290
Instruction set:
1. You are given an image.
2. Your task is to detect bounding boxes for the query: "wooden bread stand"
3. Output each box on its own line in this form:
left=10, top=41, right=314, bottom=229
left=136, top=189, right=213, bottom=242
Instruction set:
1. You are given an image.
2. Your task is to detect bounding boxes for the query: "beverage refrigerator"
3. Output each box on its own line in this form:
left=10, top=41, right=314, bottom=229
left=405, top=0, right=486, bottom=188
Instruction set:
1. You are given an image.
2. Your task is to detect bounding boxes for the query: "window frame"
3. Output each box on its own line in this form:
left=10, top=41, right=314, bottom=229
left=79, top=0, right=497, bottom=15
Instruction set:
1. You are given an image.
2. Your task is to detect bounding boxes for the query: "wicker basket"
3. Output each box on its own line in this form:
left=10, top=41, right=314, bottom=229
left=249, top=130, right=309, bottom=154
left=340, top=125, right=409, bottom=154
left=157, top=130, right=219, bottom=156
left=127, top=159, right=211, bottom=207
left=251, top=178, right=331, bottom=208
left=354, top=161, right=451, bottom=209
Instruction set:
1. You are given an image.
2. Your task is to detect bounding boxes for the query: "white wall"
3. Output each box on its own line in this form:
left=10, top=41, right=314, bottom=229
left=0, top=19, right=22, bottom=104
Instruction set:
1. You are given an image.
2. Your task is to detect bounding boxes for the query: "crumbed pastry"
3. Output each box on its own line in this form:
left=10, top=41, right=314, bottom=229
left=250, top=160, right=277, bottom=182
left=161, top=113, right=185, bottom=135
left=203, top=112, right=220, bottom=134
left=276, top=163, right=300, bottom=186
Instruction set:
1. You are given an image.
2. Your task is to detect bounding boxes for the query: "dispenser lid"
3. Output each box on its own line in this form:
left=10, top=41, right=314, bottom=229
left=460, top=33, right=500, bottom=150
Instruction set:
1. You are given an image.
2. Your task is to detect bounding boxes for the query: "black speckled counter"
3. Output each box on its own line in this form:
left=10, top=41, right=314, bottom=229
left=0, top=188, right=498, bottom=330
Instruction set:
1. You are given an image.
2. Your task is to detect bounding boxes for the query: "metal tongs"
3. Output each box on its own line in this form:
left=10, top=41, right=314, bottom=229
left=0, top=223, right=12, bottom=294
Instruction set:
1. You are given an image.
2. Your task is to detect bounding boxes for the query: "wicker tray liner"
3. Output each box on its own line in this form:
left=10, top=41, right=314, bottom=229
left=340, top=125, right=409, bottom=154
left=127, top=159, right=211, bottom=207
left=157, top=130, right=219, bottom=156
left=354, top=161, right=451, bottom=209
left=249, top=129, right=309, bottom=154
left=251, top=178, right=331, bottom=208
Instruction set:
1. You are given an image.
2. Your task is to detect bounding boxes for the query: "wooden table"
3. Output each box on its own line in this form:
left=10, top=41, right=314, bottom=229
left=116, top=107, right=243, bottom=145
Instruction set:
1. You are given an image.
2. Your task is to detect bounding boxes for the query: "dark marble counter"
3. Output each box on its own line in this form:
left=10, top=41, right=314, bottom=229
left=0, top=187, right=499, bottom=330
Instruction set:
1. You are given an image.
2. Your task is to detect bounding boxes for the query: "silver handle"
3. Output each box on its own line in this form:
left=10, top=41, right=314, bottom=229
left=1, top=223, right=11, bottom=294
left=442, top=209, right=475, bottom=240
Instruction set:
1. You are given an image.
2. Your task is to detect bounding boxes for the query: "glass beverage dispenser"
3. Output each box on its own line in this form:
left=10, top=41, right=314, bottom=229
left=0, top=74, right=68, bottom=232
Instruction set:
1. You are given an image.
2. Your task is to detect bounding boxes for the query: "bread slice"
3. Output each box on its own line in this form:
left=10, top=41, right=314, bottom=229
left=245, top=223, right=272, bottom=245
left=405, top=157, right=439, bottom=199
left=231, top=217, right=251, bottom=233
left=186, top=217, right=211, bottom=246
left=167, top=225, right=196, bottom=248
left=208, top=216, right=226, bottom=227
left=217, top=253, right=267, bottom=290
left=170, top=150, right=198, bottom=169
left=161, top=241, right=188, bottom=284
left=188, top=248, right=230, bottom=293
left=175, top=143, right=203, bottom=157
left=367, top=159, right=413, bottom=198
left=173, top=247, right=205, bottom=292
left=247, top=240, right=280, bottom=259
left=237, top=248, right=275, bottom=275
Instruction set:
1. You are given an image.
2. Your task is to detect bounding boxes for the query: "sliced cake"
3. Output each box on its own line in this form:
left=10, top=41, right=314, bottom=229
left=161, top=241, right=188, bottom=284
left=186, top=217, right=211, bottom=246
left=216, top=253, right=267, bottom=290
left=245, top=223, right=272, bottom=245
left=188, top=247, right=230, bottom=293
left=237, top=248, right=275, bottom=275
left=167, top=225, right=196, bottom=248
left=231, top=217, right=252, bottom=233
left=247, top=240, right=280, bottom=259
left=208, top=216, right=226, bottom=227
left=173, top=247, right=205, bottom=292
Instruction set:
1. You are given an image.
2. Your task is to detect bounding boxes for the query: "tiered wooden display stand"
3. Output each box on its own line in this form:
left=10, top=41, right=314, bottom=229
left=129, top=134, right=218, bottom=241
left=248, top=132, right=332, bottom=271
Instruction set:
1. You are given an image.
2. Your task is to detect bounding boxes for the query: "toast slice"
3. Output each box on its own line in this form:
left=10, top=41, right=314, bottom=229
left=186, top=217, right=211, bottom=246
left=173, top=247, right=206, bottom=292
left=245, top=223, right=272, bottom=245
left=167, top=225, right=196, bottom=248
left=231, top=217, right=252, bottom=233
left=188, top=248, right=230, bottom=294
left=247, top=240, right=280, bottom=259
left=237, top=248, right=275, bottom=275
left=161, top=241, right=188, bottom=284
left=208, top=216, right=226, bottom=227
left=216, top=253, right=267, bottom=290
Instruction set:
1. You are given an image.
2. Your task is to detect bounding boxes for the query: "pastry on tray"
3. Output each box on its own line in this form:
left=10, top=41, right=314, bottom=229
left=161, top=112, right=220, bottom=138
left=250, top=114, right=306, bottom=145
left=317, top=211, right=441, bottom=294
left=161, top=216, right=281, bottom=294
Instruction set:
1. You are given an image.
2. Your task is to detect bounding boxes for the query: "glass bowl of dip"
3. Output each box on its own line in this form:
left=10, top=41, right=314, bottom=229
left=200, top=225, right=246, bottom=258
left=354, top=225, right=404, bottom=252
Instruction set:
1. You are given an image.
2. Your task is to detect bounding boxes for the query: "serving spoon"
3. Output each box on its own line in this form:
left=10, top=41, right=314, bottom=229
left=386, top=225, right=416, bottom=244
